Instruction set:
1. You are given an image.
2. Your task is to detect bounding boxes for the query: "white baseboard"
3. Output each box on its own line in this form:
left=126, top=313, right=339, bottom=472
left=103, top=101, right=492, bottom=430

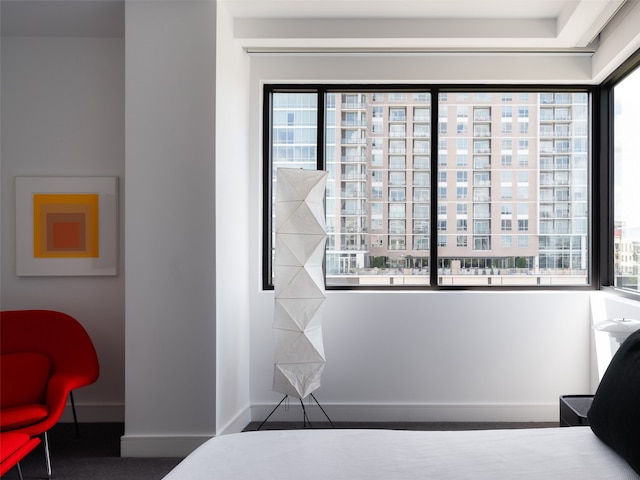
left=63, top=401, right=559, bottom=426
left=79, top=402, right=559, bottom=458
left=119, top=407, right=252, bottom=457
left=121, top=434, right=212, bottom=458
left=216, top=404, right=252, bottom=436
left=250, top=402, right=559, bottom=424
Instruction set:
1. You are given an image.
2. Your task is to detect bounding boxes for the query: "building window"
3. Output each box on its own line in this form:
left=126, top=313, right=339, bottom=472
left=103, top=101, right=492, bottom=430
left=265, top=87, right=591, bottom=288
left=518, top=219, right=529, bottom=231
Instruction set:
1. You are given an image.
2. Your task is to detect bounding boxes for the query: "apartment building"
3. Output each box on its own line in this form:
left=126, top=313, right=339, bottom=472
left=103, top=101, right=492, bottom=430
left=271, top=90, right=589, bottom=286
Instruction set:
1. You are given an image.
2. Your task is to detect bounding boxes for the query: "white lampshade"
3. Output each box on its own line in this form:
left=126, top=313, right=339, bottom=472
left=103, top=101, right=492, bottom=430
left=272, top=168, right=328, bottom=400
left=594, top=318, right=640, bottom=344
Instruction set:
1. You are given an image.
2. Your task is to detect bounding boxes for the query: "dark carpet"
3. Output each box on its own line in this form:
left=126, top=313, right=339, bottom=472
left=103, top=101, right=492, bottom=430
left=243, top=420, right=559, bottom=431
left=14, top=423, right=182, bottom=480
left=11, top=420, right=558, bottom=480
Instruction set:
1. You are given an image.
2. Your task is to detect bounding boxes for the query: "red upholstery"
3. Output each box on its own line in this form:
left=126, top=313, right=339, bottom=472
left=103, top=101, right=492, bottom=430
left=1, top=353, right=51, bottom=408
left=0, top=432, right=41, bottom=476
left=0, top=405, right=49, bottom=431
left=0, top=310, right=99, bottom=438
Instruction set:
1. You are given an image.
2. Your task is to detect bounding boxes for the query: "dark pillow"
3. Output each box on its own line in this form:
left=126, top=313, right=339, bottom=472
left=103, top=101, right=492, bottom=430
left=588, top=328, right=640, bottom=475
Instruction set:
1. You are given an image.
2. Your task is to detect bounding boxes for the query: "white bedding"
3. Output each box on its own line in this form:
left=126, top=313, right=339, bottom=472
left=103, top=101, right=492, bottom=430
left=163, top=427, right=640, bottom=479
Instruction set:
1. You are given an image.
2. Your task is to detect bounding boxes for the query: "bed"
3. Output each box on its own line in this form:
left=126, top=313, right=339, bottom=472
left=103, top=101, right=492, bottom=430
left=163, top=427, right=638, bottom=480
left=163, top=330, right=640, bottom=480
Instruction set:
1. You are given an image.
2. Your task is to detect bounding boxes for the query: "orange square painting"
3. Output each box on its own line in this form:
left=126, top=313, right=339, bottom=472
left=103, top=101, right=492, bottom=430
left=16, top=176, right=117, bottom=276
left=33, top=194, right=99, bottom=258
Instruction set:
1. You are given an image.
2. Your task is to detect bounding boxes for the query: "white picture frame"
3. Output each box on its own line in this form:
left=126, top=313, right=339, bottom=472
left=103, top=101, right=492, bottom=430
left=15, top=176, right=118, bottom=276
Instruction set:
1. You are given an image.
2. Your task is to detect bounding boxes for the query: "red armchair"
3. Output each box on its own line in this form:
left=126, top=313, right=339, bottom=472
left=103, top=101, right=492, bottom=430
left=0, top=432, right=40, bottom=479
left=0, top=310, right=99, bottom=478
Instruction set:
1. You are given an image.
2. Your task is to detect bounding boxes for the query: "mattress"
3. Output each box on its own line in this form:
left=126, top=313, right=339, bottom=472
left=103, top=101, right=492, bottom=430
left=162, top=427, right=640, bottom=479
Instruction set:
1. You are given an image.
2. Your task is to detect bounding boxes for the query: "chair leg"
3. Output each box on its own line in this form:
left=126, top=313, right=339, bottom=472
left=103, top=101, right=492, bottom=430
left=70, top=390, right=79, bottom=438
left=43, top=431, right=52, bottom=479
left=16, top=462, right=24, bottom=480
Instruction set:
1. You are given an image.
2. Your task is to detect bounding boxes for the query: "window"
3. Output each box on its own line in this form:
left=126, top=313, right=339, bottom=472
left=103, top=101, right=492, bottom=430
left=389, top=124, right=406, bottom=137
left=414, top=124, right=429, bottom=137
left=389, top=187, right=406, bottom=202
left=613, top=65, right=640, bottom=292
left=389, top=155, right=405, bottom=169
left=414, top=107, right=430, bottom=121
left=389, top=139, right=406, bottom=153
left=389, top=107, right=406, bottom=121
left=265, top=87, right=591, bottom=288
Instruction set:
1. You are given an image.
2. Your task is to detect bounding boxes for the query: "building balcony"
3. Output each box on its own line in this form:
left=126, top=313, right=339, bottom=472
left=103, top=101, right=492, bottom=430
left=341, top=190, right=366, bottom=198
left=540, top=132, right=571, bottom=138
left=341, top=173, right=367, bottom=181
left=341, top=102, right=367, bottom=109
left=341, top=155, right=368, bottom=163
left=340, top=244, right=368, bottom=251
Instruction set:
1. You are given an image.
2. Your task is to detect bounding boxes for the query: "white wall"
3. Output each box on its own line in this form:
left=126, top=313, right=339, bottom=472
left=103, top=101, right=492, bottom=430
left=214, top=2, right=252, bottom=436
left=251, top=290, right=593, bottom=422
left=122, top=0, right=218, bottom=457
left=0, top=35, right=125, bottom=421
left=247, top=53, right=598, bottom=425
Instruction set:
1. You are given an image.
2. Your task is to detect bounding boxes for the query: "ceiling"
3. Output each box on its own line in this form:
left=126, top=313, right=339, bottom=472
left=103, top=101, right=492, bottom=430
left=225, top=0, right=629, bottom=52
left=0, top=0, right=631, bottom=53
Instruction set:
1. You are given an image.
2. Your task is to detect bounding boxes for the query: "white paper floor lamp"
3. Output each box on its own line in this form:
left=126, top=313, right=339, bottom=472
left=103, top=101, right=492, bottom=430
left=258, top=168, right=333, bottom=429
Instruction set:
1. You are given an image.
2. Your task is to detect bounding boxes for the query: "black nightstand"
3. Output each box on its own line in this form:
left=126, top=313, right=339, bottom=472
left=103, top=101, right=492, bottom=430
left=559, top=395, right=594, bottom=426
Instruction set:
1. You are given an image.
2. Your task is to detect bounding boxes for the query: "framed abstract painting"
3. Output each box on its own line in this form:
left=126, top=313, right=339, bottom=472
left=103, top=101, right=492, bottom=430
left=15, top=176, right=118, bottom=276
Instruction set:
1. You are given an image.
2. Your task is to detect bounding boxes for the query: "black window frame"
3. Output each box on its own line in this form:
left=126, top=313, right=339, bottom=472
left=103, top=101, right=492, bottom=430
left=598, top=48, right=640, bottom=300
left=263, top=84, right=600, bottom=292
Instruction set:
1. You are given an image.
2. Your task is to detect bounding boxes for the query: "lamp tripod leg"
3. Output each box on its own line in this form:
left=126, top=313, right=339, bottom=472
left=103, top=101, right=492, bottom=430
left=310, top=393, right=334, bottom=428
left=299, top=398, right=313, bottom=428
left=256, top=395, right=288, bottom=431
